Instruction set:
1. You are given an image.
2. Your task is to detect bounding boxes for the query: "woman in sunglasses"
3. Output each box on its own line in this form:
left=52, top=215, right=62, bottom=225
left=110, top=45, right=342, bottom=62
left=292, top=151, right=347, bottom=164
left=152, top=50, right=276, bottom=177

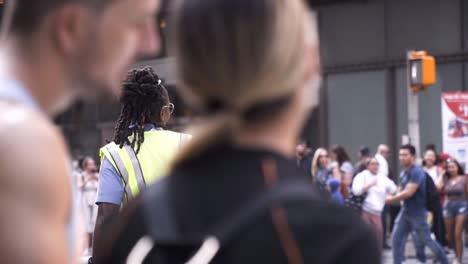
left=311, top=148, right=332, bottom=191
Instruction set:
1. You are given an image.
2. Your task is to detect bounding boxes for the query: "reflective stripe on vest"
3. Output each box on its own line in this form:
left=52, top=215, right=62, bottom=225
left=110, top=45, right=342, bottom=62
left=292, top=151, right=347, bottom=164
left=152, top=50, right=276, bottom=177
left=100, top=130, right=191, bottom=205
left=105, top=143, right=135, bottom=201
left=123, top=144, right=146, bottom=193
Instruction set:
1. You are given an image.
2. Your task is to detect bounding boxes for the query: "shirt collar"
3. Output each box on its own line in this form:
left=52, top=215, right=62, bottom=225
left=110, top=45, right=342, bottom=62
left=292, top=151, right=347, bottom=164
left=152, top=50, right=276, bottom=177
left=0, top=76, right=42, bottom=112
left=144, top=123, right=163, bottom=131
left=129, top=123, right=163, bottom=132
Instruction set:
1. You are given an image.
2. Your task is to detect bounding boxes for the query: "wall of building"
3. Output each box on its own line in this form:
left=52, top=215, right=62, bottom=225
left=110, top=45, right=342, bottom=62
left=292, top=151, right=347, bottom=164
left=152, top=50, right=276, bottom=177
left=317, top=0, right=468, bottom=175
left=56, top=0, right=468, bottom=171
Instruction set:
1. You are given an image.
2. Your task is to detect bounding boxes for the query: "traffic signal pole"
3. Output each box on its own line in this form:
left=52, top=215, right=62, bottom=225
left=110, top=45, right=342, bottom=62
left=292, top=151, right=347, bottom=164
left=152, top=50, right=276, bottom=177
left=406, top=50, right=436, bottom=157
left=407, top=81, right=421, bottom=158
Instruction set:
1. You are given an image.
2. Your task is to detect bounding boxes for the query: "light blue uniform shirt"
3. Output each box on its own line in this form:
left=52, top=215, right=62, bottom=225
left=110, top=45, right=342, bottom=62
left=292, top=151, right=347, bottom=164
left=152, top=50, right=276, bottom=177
left=96, top=124, right=163, bottom=205
left=0, top=77, right=41, bottom=112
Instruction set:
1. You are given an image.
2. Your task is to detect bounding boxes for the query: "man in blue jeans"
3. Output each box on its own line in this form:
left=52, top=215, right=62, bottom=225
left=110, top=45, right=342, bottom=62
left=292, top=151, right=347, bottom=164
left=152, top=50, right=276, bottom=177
left=385, top=144, right=448, bottom=264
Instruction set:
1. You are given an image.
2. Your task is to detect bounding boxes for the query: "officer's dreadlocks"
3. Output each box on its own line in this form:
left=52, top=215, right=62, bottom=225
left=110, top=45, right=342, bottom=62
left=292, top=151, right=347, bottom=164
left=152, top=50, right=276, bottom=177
left=113, top=67, right=170, bottom=154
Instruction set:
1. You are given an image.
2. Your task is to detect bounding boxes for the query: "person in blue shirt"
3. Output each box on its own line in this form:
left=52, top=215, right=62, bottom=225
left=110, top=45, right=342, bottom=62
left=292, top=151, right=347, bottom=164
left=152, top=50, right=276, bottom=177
left=328, top=178, right=344, bottom=205
left=385, top=144, right=448, bottom=264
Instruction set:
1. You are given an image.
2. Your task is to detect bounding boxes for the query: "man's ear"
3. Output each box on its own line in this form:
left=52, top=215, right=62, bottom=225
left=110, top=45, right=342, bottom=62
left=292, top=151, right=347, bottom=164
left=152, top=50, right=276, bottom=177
left=50, top=5, right=92, bottom=56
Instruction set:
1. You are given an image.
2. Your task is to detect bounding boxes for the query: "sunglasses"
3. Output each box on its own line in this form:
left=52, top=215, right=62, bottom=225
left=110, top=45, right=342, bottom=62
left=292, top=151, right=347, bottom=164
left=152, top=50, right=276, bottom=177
left=163, top=103, right=175, bottom=114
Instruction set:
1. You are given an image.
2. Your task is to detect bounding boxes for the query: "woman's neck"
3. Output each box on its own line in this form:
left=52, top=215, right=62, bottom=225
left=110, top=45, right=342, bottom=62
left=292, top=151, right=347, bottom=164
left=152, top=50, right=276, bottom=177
left=234, top=129, right=296, bottom=158
left=233, top=120, right=298, bottom=158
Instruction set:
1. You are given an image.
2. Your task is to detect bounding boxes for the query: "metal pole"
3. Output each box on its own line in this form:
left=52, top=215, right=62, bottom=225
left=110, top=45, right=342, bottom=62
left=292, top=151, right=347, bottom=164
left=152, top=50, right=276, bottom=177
left=407, top=51, right=421, bottom=158
left=407, top=88, right=421, bottom=158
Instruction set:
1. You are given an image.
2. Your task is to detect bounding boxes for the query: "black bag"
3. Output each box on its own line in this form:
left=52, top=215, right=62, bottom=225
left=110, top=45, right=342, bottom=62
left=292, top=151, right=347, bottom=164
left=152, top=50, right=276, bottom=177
left=425, top=172, right=440, bottom=211
left=345, top=191, right=367, bottom=212
left=140, top=180, right=321, bottom=264
left=345, top=176, right=367, bottom=212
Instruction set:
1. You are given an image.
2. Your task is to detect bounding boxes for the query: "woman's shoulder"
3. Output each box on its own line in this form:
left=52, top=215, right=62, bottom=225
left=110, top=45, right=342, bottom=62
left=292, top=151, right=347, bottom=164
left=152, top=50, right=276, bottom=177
left=355, top=169, right=369, bottom=178
left=459, top=175, right=467, bottom=182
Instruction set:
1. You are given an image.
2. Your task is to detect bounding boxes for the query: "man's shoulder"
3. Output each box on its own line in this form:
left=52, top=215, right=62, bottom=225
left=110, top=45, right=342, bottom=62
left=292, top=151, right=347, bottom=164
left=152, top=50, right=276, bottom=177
left=0, top=103, right=62, bottom=146
left=405, top=166, right=426, bottom=187
left=0, top=103, right=71, bottom=209
left=411, top=165, right=426, bottom=177
left=354, top=170, right=367, bottom=179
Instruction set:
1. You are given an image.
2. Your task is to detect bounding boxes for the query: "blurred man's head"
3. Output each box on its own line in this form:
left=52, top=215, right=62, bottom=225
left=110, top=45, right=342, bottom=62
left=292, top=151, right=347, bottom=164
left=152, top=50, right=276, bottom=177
left=296, top=143, right=306, bottom=159
left=5, top=0, right=160, bottom=99
left=377, top=144, right=390, bottom=160
left=358, top=146, right=370, bottom=160
left=399, top=144, right=416, bottom=168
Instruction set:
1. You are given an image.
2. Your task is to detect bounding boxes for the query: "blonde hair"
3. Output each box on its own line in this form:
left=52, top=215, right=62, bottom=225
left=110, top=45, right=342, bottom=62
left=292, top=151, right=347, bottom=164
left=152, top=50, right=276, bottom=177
left=171, top=0, right=318, bottom=166
left=311, top=148, right=328, bottom=180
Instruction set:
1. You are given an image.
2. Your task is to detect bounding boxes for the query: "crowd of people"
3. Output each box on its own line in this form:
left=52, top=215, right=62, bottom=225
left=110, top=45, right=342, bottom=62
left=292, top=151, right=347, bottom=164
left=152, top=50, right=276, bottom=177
left=297, top=143, right=468, bottom=263
left=0, top=0, right=467, bottom=263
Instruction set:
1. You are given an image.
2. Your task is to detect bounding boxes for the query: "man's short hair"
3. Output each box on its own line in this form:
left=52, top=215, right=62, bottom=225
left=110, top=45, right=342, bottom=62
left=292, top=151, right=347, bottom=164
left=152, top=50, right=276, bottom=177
left=359, top=146, right=370, bottom=157
left=8, top=0, right=109, bottom=35
left=400, top=144, right=416, bottom=156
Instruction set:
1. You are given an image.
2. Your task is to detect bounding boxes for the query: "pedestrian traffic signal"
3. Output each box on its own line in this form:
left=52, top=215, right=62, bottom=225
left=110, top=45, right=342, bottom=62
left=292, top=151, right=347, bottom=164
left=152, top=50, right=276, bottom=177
left=407, top=51, right=436, bottom=93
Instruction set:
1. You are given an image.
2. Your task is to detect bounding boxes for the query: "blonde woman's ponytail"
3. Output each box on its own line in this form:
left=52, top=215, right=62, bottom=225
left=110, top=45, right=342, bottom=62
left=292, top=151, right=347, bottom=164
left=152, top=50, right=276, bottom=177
left=173, top=112, right=242, bottom=168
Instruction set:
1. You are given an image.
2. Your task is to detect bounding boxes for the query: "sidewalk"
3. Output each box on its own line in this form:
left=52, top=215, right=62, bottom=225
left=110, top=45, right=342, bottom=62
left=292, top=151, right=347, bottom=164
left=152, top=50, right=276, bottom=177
left=382, top=241, right=466, bottom=264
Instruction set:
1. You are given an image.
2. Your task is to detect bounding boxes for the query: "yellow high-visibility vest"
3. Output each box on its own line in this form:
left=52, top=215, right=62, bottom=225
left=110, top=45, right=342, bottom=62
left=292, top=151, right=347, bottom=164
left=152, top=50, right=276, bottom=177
left=100, top=130, right=190, bottom=205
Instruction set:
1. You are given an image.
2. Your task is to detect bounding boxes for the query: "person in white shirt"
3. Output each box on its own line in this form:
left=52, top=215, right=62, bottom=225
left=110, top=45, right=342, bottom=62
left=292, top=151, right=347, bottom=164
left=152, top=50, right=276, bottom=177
left=423, top=149, right=442, bottom=184
left=352, top=157, right=397, bottom=247
left=375, top=144, right=390, bottom=178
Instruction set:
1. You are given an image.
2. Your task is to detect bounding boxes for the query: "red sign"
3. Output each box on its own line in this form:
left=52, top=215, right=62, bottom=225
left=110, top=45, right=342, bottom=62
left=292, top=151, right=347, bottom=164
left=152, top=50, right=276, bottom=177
left=442, top=93, right=468, bottom=123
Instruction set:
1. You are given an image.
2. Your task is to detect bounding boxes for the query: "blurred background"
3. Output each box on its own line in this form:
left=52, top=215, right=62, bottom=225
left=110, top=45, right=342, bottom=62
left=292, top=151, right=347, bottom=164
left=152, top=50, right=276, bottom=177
left=1, top=0, right=467, bottom=178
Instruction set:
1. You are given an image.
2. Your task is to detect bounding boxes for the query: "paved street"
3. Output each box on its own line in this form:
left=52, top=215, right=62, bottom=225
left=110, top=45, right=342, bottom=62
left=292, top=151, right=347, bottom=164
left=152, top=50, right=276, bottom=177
left=82, top=248, right=468, bottom=264
left=382, top=239, right=468, bottom=264
left=81, top=238, right=468, bottom=263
